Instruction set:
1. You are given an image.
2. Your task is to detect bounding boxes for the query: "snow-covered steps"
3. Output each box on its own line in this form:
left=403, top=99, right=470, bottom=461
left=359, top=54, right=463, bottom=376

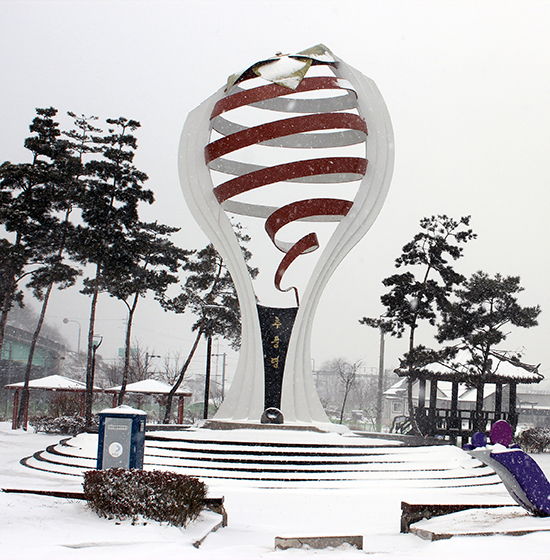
left=21, top=428, right=503, bottom=489
left=21, top=435, right=97, bottom=477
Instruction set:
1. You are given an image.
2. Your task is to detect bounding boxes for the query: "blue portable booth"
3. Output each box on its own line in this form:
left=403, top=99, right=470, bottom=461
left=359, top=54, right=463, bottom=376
left=97, top=405, right=147, bottom=470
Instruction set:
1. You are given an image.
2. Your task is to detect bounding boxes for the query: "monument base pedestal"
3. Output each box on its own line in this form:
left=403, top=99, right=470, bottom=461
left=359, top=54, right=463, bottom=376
left=200, top=419, right=337, bottom=433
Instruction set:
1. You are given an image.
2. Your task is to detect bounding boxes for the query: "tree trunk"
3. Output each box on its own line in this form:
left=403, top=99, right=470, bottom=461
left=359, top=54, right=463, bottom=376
left=0, top=232, right=24, bottom=355
left=475, top=383, right=485, bottom=432
left=16, top=283, right=53, bottom=429
left=406, top=377, right=417, bottom=432
left=84, top=264, right=101, bottom=428
left=406, top=325, right=422, bottom=436
left=163, top=327, right=203, bottom=424
left=339, top=374, right=355, bottom=425
left=339, top=390, right=349, bottom=425
left=118, top=293, right=139, bottom=406
left=0, top=269, right=17, bottom=357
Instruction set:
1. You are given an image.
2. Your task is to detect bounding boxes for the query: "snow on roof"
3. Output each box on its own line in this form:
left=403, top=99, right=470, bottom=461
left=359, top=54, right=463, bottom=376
left=397, top=349, right=542, bottom=384
left=457, top=385, right=497, bottom=402
left=383, top=377, right=408, bottom=397
left=5, top=374, right=90, bottom=391
left=384, top=378, right=497, bottom=402
left=105, top=379, right=191, bottom=395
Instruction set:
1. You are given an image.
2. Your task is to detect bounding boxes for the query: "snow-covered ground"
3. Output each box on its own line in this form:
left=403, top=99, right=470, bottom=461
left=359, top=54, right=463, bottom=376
left=2, top=422, right=550, bottom=559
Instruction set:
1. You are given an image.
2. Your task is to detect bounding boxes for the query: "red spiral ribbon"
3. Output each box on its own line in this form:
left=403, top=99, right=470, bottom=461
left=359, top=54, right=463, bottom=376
left=205, top=62, right=368, bottom=304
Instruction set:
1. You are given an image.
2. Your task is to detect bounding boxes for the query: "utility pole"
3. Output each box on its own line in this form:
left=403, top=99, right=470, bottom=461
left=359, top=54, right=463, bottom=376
left=361, top=316, right=388, bottom=432
left=212, top=352, right=227, bottom=399
left=376, top=326, right=385, bottom=432
left=221, top=352, right=226, bottom=399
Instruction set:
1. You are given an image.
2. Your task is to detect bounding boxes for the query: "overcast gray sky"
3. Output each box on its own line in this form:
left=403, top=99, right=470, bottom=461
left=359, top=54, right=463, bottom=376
left=2, top=0, right=550, bottom=386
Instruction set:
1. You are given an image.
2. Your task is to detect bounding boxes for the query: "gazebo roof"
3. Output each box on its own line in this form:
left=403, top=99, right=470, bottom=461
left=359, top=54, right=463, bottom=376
left=396, top=349, right=543, bottom=384
left=384, top=378, right=497, bottom=401
left=5, top=374, right=95, bottom=391
left=105, top=379, right=191, bottom=396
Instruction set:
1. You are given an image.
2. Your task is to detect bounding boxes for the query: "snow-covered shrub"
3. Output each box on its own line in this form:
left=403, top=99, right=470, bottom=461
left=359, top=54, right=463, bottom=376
left=516, top=427, right=550, bottom=453
left=29, top=415, right=89, bottom=436
left=49, top=392, right=82, bottom=417
left=83, top=469, right=207, bottom=527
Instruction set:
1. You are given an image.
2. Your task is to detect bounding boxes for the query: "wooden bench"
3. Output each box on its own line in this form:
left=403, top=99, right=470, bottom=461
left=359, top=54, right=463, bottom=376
left=401, top=501, right=508, bottom=533
left=275, top=535, right=363, bottom=550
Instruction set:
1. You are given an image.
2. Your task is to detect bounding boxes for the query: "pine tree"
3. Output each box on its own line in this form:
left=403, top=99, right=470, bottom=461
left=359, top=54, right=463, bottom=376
left=97, top=221, right=192, bottom=405
left=360, top=215, right=476, bottom=434
left=435, top=271, right=540, bottom=430
left=75, top=117, right=154, bottom=427
left=161, top=225, right=258, bottom=423
left=0, top=108, right=61, bottom=355
left=0, top=108, right=86, bottom=427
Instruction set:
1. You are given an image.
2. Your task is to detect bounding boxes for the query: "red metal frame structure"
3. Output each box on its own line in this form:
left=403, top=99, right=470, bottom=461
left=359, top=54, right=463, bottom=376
left=5, top=375, right=96, bottom=430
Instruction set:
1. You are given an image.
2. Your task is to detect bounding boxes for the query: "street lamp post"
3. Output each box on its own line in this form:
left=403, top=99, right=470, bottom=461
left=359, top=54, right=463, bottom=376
left=203, top=326, right=213, bottom=419
left=145, top=353, right=161, bottom=376
left=91, top=335, right=103, bottom=394
left=63, top=318, right=82, bottom=354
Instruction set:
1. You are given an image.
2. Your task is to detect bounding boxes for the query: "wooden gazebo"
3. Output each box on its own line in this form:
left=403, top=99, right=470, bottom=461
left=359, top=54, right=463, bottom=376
left=105, top=379, right=192, bottom=424
left=395, top=350, right=543, bottom=444
left=5, top=374, right=99, bottom=430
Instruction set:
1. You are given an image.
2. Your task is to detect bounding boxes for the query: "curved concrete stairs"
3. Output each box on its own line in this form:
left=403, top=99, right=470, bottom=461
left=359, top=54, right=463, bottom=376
left=21, top=428, right=502, bottom=489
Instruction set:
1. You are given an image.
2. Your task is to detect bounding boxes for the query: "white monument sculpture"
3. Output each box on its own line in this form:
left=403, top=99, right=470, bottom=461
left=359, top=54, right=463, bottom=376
left=179, top=45, right=394, bottom=427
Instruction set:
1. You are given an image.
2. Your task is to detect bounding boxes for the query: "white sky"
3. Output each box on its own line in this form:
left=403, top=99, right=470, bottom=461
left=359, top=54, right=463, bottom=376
left=2, top=0, right=550, bottom=387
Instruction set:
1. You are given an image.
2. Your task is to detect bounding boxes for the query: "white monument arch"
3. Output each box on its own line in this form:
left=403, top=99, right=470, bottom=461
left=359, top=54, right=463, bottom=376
left=179, top=45, right=394, bottom=427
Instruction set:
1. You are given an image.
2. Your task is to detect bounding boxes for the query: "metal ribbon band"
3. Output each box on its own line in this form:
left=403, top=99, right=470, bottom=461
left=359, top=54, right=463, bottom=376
left=205, top=66, right=368, bottom=304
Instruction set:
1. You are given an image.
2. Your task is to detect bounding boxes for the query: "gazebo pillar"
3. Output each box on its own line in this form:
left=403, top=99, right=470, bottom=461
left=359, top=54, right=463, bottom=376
left=494, top=383, right=503, bottom=420
left=428, top=378, right=438, bottom=436
left=177, top=395, right=185, bottom=424
left=11, top=390, right=20, bottom=430
left=418, top=378, right=426, bottom=409
left=508, top=382, right=518, bottom=432
left=449, top=381, right=459, bottom=441
left=11, top=389, right=28, bottom=430
left=416, top=377, right=427, bottom=432
left=474, top=383, right=485, bottom=433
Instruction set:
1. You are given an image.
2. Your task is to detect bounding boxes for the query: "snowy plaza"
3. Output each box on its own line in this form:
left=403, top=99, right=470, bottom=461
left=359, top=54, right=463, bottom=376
left=3, top=421, right=550, bottom=559
left=3, top=1, right=550, bottom=558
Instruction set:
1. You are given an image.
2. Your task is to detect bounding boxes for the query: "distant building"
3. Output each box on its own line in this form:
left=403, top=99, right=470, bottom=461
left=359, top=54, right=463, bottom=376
left=0, top=326, right=66, bottom=415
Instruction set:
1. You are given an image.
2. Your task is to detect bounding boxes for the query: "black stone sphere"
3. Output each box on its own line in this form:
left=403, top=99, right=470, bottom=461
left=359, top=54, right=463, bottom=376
left=261, top=407, right=284, bottom=424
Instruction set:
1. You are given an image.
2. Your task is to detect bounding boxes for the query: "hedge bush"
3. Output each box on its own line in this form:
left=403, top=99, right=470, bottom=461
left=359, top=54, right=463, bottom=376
left=29, top=415, right=89, bottom=436
left=83, top=469, right=207, bottom=527
left=516, top=427, right=550, bottom=454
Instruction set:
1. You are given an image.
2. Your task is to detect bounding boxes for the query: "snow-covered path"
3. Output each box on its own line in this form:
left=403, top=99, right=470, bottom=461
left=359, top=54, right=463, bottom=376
left=2, top=422, right=550, bottom=559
